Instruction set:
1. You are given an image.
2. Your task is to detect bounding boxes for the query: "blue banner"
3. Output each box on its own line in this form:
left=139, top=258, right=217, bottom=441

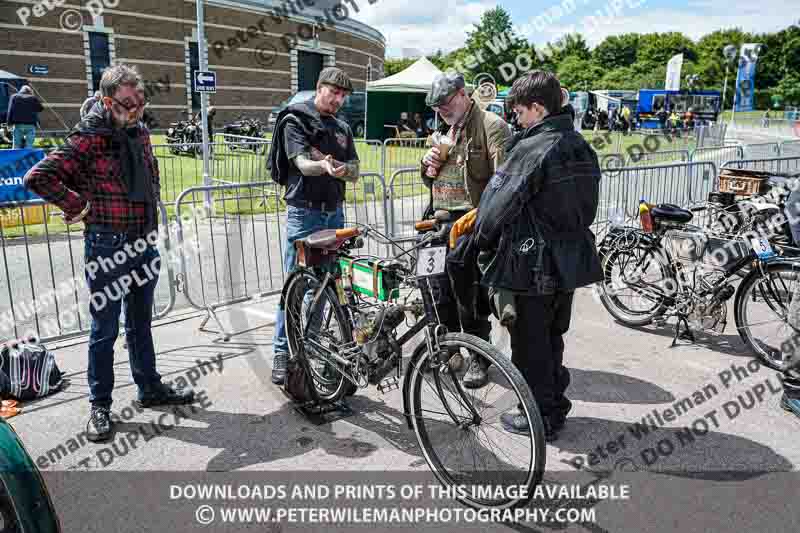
left=734, top=44, right=760, bottom=112
left=0, top=149, right=44, bottom=206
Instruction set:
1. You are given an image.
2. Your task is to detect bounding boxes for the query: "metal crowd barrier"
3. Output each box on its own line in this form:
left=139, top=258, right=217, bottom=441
left=689, top=144, right=744, bottom=173
left=343, top=172, right=392, bottom=258
left=626, top=149, right=690, bottom=167
left=355, top=139, right=384, bottom=175
left=387, top=168, right=428, bottom=241
left=173, top=181, right=285, bottom=341
left=742, top=142, right=782, bottom=160
left=781, top=140, right=800, bottom=157
left=0, top=200, right=175, bottom=343
left=721, top=157, right=800, bottom=174
left=383, top=138, right=427, bottom=181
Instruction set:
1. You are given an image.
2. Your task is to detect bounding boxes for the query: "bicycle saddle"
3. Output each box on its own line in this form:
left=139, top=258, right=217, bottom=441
left=651, top=204, right=693, bottom=223
left=303, top=228, right=360, bottom=250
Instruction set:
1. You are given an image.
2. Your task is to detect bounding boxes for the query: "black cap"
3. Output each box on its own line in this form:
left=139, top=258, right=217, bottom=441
left=317, top=67, right=353, bottom=92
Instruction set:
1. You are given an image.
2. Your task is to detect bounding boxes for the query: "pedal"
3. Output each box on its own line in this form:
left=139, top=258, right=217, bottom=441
left=377, top=377, right=400, bottom=394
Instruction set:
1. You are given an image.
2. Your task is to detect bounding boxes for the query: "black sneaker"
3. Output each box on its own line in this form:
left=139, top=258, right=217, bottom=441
left=87, top=406, right=113, bottom=442
left=272, top=353, right=288, bottom=385
left=136, top=383, right=195, bottom=408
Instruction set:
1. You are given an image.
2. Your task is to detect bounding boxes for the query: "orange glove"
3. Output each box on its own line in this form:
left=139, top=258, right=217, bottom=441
left=449, top=208, right=478, bottom=248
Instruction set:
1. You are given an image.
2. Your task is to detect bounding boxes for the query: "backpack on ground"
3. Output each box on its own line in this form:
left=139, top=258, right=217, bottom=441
left=0, top=339, right=64, bottom=401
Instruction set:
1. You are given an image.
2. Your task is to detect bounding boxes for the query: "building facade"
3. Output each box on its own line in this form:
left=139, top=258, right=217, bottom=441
left=0, top=0, right=386, bottom=130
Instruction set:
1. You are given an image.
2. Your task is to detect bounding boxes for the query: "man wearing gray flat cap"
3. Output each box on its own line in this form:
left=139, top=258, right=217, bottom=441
left=419, top=71, right=511, bottom=389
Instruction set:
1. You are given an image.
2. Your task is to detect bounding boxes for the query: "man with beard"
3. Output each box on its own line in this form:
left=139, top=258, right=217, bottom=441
left=268, top=67, right=360, bottom=385
left=472, top=71, right=603, bottom=441
left=24, top=64, right=195, bottom=442
left=420, top=72, right=511, bottom=389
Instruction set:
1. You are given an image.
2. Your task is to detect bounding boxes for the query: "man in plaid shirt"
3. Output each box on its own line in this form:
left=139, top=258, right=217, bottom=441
left=24, top=65, right=194, bottom=443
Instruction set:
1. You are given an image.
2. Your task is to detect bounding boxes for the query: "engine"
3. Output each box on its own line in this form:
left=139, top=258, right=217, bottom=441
left=352, top=304, right=408, bottom=385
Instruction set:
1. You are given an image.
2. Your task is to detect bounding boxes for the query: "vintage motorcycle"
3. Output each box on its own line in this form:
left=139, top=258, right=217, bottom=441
left=166, top=113, right=203, bottom=157
left=222, top=116, right=265, bottom=152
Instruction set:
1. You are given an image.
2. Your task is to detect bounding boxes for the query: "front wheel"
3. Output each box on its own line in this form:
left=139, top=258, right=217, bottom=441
left=597, top=244, right=674, bottom=326
left=735, top=261, right=800, bottom=370
left=405, top=333, right=545, bottom=510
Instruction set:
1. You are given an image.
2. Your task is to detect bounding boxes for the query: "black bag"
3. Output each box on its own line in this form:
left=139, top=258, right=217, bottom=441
left=0, top=340, right=64, bottom=401
left=283, top=356, right=317, bottom=404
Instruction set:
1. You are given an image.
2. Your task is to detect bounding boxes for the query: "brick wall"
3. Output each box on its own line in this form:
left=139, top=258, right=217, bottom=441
left=0, top=0, right=385, bottom=129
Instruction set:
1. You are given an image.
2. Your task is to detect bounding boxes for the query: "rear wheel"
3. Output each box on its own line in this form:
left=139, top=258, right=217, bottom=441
left=735, top=261, right=800, bottom=370
left=406, top=333, right=545, bottom=510
left=284, top=270, right=355, bottom=401
left=598, top=245, right=674, bottom=326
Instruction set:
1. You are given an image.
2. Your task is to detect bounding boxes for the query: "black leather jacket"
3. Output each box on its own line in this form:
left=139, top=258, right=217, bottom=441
left=473, top=113, right=603, bottom=295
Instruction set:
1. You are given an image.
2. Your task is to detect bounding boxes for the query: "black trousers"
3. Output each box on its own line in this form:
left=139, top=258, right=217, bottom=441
left=419, top=209, right=490, bottom=342
left=510, top=291, right=575, bottom=422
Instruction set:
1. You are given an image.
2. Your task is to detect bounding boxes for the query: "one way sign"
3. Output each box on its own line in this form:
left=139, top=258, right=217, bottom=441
left=193, top=70, right=216, bottom=93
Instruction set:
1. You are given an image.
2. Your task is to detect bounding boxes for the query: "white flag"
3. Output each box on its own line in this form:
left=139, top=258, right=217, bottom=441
left=665, top=53, right=683, bottom=91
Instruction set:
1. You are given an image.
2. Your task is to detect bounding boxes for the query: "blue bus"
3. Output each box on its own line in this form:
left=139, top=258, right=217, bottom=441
left=637, top=89, right=721, bottom=129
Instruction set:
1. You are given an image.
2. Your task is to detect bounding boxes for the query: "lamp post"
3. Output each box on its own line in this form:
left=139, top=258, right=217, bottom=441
left=722, top=44, right=737, bottom=123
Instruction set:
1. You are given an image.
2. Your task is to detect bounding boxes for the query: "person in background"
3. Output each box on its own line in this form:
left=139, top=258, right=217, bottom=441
left=472, top=70, right=603, bottom=441
left=398, top=112, right=416, bottom=138
left=81, top=91, right=102, bottom=119
left=267, top=67, right=360, bottom=385
left=23, top=64, right=195, bottom=442
left=621, top=105, right=632, bottom=135
left=7, top=85, right=43, bottom=149
left=762, top=109, right=771, bottom=128
left=413, top=112, right=427, bottom=138
left=420, top=71, right=511, bottom=388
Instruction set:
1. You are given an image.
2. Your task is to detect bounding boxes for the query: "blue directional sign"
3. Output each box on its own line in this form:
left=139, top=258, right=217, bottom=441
left=193, top=70, right=216, bottom=93
left=27, top=64, right=49, bottom=76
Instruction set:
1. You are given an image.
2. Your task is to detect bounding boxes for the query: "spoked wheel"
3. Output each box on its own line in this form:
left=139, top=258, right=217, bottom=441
left=405, top=333, right=545, bottom=510
left=735, top=262, right=800, bottom=371
left=598, top=246, right=673, bottom=326
left=284, top=270, right=355, bottom=401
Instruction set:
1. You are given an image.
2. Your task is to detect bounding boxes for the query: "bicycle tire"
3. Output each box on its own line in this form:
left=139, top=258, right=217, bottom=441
left=598, top=245, right=673, bottom=326
left=405, top=332, right=545, bottom=510
left=735, top=261, right=800, bottom=371
left=284, top=270, right=355, bottom=402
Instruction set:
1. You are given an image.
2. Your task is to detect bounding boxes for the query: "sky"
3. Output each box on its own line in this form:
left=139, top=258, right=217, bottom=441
left=347, top=0, right=795, bottom=58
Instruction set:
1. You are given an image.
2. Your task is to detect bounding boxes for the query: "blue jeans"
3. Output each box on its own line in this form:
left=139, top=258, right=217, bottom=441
left=273, top=205, right=344, bottom=355
left=84, top=232, right=162, bottom=407
left=12, top=124, right=36, bottom=149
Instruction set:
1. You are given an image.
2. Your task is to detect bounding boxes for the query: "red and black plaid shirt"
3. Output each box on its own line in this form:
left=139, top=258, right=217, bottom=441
left=24, top=127, right=160, bottom=234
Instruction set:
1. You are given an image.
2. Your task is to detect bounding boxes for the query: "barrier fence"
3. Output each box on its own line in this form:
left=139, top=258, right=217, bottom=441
left=4, top=129, right=800, bottom=343
left=0, top=201, right=175, bottom=343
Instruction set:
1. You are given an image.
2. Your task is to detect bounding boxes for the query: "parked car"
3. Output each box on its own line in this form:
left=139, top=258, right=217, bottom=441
left=0, top=416, right=62, bottom=532
left=268, top=91, right=367, bottom=138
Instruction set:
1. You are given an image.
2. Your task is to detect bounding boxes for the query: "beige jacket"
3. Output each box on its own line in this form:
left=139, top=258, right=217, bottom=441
left=421, top=98, right=511, bottom=210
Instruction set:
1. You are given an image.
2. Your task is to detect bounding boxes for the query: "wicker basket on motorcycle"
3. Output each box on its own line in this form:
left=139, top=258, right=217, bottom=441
left=718, top=168, right=770, bottom=197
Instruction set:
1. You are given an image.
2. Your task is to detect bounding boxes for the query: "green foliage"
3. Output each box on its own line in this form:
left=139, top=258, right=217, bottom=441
left=380, top=12, right=798, bottom=106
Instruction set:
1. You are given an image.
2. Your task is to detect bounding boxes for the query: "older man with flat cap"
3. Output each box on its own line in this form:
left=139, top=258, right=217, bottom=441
left=268, top=67, right=360, bottom=385
left=419, top=71, right=511, bottom=388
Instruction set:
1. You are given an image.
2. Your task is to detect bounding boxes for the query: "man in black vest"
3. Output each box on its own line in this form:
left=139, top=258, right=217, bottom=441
left=268, top=67, right=360, bottom=385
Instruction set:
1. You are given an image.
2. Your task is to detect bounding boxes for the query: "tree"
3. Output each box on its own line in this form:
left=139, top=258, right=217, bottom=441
left=548, top=33, right=591, bottom=63
left=774, top=73, right=800, bottom=106
left=694, top=28, right=751, bottom=88
left=383, top=58, right=416, bottom=77
left=637, top=32, right=698, bottom=66
left=592, top=34, right=640, bottom=70
left=460, top=6, right=529, bottom=83
left=556, top=56, right=602, bottom=90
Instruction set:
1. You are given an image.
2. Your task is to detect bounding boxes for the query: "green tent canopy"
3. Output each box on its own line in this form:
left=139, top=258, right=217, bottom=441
left=366, top=57, right=443, bottom=139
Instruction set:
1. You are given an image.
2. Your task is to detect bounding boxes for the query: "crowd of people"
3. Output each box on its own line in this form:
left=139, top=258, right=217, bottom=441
left=15, top=61, right=800, bottom=444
